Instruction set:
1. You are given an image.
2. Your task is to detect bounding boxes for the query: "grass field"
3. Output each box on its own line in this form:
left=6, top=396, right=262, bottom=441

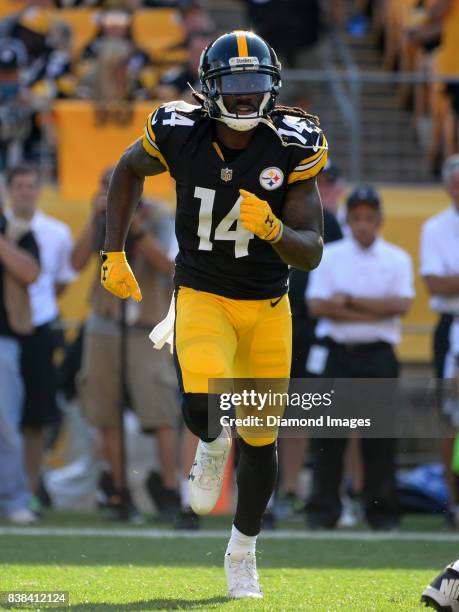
left=1, top=513, right=458, bottom=611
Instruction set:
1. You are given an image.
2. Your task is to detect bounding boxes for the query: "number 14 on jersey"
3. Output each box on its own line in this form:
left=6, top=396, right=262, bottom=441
left=195, top=187, right=254, bottom=258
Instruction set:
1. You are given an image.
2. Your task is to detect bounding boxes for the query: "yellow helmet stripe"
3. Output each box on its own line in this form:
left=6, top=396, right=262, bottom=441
left=234, top=30, right=249, bottom=57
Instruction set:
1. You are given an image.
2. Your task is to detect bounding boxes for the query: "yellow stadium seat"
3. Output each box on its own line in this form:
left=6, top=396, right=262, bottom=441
left=57, top=8, right=99, bottom=59
left=132, top=9, right=185, bottom=63
left=0, top=0, right=24, bottom=19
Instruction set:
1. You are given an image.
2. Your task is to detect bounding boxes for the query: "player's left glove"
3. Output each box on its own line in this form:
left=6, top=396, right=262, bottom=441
left=100, top=251, right=142, bottom=301
left=239, top=189, right=283, bottom=243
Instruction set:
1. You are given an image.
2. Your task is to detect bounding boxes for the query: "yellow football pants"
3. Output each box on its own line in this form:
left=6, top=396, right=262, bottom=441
left=174, top=286, right=292, bottom=445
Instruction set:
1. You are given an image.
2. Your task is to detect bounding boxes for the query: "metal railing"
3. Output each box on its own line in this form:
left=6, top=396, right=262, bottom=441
left=283, top=31, right=459, bottom=184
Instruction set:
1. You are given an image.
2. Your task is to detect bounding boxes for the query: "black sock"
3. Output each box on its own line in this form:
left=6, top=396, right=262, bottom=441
left=234, top=439, right=278, bottom=536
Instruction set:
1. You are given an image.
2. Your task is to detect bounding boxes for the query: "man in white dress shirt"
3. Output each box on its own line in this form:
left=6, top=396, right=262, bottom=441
left=306, top=185, right=414, bottom=530
left=6, top=164, right=76, bottom=511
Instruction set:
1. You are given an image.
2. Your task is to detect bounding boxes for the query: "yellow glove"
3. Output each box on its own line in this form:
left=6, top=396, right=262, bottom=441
left=100, top=251, right=142, bottom=302
left=239, top=189, right=283, bottom=243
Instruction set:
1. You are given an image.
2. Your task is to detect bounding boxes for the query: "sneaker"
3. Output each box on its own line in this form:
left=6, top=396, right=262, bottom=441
left=7, top=508, right=38, bottom=525
left=96, top=470, right=117, bottom=510
left=175, top=508, right=200, bottom=530
left=421, top=560, right=459, bottom=611
left=225, top=552, right=263, bottom=599
left=188, top=426, right=231, bottom=515
left=37, top=477, right=52, bottom=509
left=338, top=495, right=360, bottom=528
left=29, top=495, right=43, bottom=518
left=145, top=471, right=181, bottom=521
left=107, top=488, right=145, bottom=525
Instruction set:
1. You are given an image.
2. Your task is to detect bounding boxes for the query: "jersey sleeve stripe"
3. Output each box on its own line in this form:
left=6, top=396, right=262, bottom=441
left=142, top=109, right=169, bottom=169
left=295, top=136, right=327, bottom=167
left=287, top=148, right=328, bottom=184
left=294, top=148, right=327, bottom=172
left=146, top=112, right=157, bottom=142
left=142, top=132, right=169, bottom=170
left=144, top=126, right=159, bottom=150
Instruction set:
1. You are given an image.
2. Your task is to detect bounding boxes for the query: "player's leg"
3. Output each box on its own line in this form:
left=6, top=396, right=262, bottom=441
left=224, top=294, right=291, bottom=598
left=174, top=287, right=236, bottom=515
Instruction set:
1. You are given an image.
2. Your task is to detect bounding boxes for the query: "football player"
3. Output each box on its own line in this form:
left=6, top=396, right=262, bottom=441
left=100, top=30, right=327, bottom=599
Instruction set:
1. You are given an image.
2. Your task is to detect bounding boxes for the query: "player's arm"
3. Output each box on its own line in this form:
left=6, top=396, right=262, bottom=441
left=346, top=296, right=412, bottom=317
left=0, top=234, right=40, bottom=285
left=239, top=178, right=324, bottom=271
left=423, top=274, right=459, bottom=296
left=102, top=138, right=166, bottom=300
left=308, top=298, right=380, bottom=322
left=271, top=178, right=323, bottom=271
left=104, top=138, right=165, bottom=251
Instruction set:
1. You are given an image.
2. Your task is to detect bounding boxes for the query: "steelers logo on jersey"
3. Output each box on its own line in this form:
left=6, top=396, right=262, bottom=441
left=259, top=167, right=284, bottom=191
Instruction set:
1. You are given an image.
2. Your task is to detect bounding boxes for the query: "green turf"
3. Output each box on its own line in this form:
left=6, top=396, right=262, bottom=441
left=0, top=512, right=457, bottom=611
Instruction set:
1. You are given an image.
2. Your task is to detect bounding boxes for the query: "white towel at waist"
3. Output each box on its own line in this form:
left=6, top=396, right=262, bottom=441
left=149, top=296, right=175, bottom=353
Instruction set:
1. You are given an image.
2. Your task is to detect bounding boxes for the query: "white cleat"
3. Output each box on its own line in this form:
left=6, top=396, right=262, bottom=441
left=225, top=552, right=263, bottom=599
left=188, top=425, right=231, bottom=515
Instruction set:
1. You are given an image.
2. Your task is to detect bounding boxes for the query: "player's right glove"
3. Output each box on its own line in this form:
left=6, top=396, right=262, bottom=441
left=100, top=251, right=142, bottom=301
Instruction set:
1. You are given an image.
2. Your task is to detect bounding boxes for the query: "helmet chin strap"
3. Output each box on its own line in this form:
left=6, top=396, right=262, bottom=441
left=214, top=92, right=271, bottom=131
left=216, top=115, right=261, bottom=131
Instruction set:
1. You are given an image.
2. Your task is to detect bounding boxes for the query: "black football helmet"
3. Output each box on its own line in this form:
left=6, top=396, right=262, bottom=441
left=199, top=30, right=281, bottom=131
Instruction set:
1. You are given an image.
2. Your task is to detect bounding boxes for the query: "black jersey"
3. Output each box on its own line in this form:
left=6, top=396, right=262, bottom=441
left=142, top=100, right=328, bottom=299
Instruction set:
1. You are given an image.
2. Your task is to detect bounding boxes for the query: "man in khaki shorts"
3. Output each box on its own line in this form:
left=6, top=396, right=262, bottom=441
left=72, top=168, right=180, bottom=522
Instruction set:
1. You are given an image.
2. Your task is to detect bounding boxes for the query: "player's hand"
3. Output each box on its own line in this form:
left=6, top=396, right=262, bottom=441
left=100, top=251, right=142, bottom=301
left=239, top=189, right=283, bottom=242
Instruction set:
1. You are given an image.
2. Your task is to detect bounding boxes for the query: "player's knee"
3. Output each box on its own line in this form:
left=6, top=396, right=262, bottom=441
left=239, top=435, right=277, bottom=447
left=181, top=393, right=220, bottom=442
left=179, top=343, right=228, bottom=379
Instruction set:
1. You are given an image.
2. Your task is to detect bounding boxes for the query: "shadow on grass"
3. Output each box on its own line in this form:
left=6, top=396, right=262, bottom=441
left=61, top=597, right=229, bottom=610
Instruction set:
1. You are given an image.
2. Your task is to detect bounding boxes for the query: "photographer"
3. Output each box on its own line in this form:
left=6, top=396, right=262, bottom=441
left=73, top=167, right=180, bottom=523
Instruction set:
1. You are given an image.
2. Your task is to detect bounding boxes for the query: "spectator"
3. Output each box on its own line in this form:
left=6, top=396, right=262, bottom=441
left=420, top=154, right=459, bottom=525
left=434, top=0, right=459, bottom=148
left=77, top=10, right=151, bottom=102
left=178, top=1, right=215, bottom=37
left=0, top=5, right=55, bottom=66
left=306, top=185, right=414, bottom=530
left=317, top=159, right=348, bottom=231
left=155, top=30, right=213, bottom=103
left=244, top=0, right=322, bottom=68
left=6, top=164, right=76, bottom=515
left=0, top=187, right=40, bottom=524
left=0, top=8, right=70, bottom=163
left=0, top=38, right=33, bottom=171
left=72, top=168, right=180, bottom=523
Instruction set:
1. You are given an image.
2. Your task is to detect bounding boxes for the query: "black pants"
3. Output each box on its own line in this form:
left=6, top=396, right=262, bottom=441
left=307, top=341, right=399, bottom=529
left=21, top=322, right=61, bottom=428
left=433, top=313, right=452, bottom=379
